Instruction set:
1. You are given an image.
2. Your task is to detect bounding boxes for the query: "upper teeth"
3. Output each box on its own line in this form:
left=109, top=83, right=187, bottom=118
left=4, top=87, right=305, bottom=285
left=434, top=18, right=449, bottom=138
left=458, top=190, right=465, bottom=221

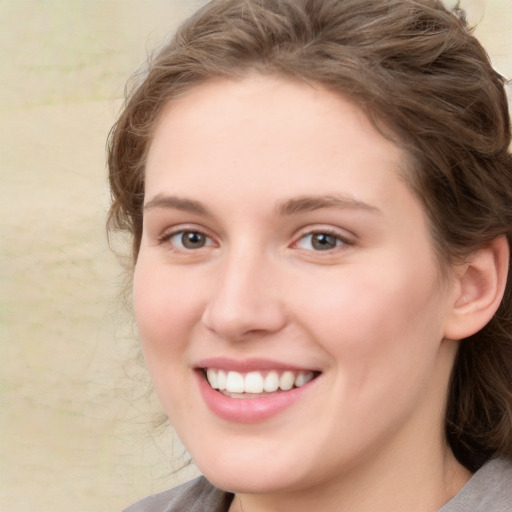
left=206, top=369, right=314, bottom=394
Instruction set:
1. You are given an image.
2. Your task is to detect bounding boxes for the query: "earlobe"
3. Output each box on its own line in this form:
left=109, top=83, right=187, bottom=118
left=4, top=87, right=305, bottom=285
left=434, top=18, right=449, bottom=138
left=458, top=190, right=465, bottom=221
left=444, top=236, right=510, bottom=341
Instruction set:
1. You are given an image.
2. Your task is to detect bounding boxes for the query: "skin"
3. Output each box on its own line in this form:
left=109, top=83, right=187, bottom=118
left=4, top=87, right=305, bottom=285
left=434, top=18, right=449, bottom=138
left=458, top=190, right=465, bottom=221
left=134, top=75, right=472, bottom=512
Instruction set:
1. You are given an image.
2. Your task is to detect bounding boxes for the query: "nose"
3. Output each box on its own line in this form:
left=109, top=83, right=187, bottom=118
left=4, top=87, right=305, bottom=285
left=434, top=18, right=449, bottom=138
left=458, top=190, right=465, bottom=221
left=201, top=250, right=287, bottom=341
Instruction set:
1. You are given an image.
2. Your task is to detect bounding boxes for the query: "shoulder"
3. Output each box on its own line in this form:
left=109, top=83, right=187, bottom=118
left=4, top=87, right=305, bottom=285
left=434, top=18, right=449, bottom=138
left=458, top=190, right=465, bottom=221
left=122, top=476, right=233, bottom=512
left=440, top=458, right=512, bottom=512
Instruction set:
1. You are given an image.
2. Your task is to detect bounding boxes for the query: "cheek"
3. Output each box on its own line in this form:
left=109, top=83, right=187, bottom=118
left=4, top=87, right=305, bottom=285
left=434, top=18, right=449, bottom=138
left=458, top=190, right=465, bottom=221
left=294, top=262, right=449, bottom=438
left=132, top=260, right=205, bottom=419
left=291, top=258, right=445, bottom=368
left=135, top=257, right=196, bottom=326
left=132, top=260, right=202, bottom=370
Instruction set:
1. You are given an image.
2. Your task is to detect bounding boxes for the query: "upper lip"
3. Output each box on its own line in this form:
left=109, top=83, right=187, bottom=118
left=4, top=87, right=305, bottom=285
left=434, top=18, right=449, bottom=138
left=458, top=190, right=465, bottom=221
left=195, top=357, right=319, bottom=373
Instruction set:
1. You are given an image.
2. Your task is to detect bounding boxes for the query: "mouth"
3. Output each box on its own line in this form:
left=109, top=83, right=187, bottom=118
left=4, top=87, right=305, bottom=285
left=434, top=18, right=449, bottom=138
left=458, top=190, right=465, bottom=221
left=195, top=360, right=322, bottom=422
left=201, top=368, right=320, bottom=399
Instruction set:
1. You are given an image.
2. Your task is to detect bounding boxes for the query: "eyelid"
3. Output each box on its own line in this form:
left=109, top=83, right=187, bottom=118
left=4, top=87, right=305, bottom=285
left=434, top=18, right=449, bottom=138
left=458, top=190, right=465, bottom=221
left=291, top=226, right=354, bottom=251
left=157, top=224, right=218, bottom=251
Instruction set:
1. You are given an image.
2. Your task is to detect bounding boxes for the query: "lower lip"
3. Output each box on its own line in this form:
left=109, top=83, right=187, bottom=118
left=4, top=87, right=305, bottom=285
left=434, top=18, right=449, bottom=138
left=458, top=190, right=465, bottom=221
left=196, top=371, right=317, bottom=423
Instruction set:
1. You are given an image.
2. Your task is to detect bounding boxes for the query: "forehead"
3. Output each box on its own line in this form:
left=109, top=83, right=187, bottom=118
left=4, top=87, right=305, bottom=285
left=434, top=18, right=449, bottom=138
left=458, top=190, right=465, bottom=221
left=145, top=75, right=408, bottom=199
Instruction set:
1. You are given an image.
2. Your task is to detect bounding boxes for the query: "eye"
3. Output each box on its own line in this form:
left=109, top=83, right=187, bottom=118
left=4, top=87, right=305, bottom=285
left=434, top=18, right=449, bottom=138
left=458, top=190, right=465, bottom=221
left=167, top=230, right=215, bottom=250
left=295, top=232, right=346, bottom=251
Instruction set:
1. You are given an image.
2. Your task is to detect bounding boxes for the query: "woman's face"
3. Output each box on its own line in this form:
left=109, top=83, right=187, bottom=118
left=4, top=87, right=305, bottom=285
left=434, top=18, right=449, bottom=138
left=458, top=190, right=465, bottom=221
left=134, top=76, right=460, bottom=494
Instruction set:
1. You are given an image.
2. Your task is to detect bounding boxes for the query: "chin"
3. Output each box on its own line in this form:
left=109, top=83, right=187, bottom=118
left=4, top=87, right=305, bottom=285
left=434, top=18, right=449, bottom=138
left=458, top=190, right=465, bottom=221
left=205, top=470, right=298, bottom=495
left=194, top=452, right=304, bottom=495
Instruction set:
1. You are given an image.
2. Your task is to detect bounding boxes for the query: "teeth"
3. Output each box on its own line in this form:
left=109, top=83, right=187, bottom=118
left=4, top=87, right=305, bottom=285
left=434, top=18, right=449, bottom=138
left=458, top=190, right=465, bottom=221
left=205, top=369, right=315, bottom=394
left=279, top=371, right=295, bottom=391
left=226, top=371, right=245, bottom=393
left=295, top=372, right=311, bottom=387
left=263, top=371, right=279, bottom=392
left=245, top=372, right=264, bottom=393
left=206, top=368, right=218, bottom=389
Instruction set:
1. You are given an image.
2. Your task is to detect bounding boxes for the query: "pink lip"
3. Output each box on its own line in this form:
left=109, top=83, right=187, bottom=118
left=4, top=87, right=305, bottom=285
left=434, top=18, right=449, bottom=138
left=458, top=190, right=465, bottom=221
left=194, top=361, right=319, bottom=424
left=195, top=357, right=314, bottom=373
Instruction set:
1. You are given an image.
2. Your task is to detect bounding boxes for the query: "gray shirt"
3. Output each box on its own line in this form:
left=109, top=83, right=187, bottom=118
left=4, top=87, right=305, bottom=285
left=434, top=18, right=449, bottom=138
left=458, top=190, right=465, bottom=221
left=123, top=458, right=512, bottom=512
left=439, top=458, right=512, bottom=512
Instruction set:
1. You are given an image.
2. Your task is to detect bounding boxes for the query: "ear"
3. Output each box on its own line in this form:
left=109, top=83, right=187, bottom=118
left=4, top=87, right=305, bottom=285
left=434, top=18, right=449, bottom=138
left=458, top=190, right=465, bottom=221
left=444, top=236, right=509, bottom=341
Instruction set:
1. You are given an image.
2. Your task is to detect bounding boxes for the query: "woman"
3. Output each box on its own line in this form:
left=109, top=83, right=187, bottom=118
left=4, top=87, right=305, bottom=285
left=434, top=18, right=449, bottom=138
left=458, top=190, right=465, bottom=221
left=108, top=0, right=512, bottom=510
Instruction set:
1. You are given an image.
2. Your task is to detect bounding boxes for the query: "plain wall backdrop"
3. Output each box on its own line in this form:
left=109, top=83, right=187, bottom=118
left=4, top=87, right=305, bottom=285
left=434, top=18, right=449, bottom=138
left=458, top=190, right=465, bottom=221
left=0, top=1, right=510, bottom=511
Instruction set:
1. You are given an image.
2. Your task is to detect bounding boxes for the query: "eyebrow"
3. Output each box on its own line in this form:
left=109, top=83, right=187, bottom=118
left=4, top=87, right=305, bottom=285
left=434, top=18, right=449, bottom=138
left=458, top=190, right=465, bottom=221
left=143, top=193, right=380, bottom=217
left=144, top=194, right=209, bottom=215
left=276, top=194, right=381, bottom=216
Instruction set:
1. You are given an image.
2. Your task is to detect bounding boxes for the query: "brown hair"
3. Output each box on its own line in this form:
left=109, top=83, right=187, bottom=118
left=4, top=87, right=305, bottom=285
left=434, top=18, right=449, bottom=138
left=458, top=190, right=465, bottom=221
left=107, top=0, right=512, bottom=471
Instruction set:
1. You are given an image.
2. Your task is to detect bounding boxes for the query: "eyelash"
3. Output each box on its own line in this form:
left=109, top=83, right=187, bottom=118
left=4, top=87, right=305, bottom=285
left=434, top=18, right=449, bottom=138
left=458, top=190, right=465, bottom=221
left=157, top=227, right=352, bottom=254
left=292, top=228, right=352, bottom=253
left=157, top=228, right=216, bottom=253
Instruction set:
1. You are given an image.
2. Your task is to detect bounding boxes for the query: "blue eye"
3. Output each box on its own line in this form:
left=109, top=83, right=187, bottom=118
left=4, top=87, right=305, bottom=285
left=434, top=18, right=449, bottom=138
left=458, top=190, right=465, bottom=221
left=295, top=232, right=345, bottom=251
left=169, top=230, right=213, bottom=250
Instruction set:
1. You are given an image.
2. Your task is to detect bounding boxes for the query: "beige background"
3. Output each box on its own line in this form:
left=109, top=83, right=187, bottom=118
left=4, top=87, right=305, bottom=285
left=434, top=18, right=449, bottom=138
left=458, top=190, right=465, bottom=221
left=0, top=1, right=510, bottom=511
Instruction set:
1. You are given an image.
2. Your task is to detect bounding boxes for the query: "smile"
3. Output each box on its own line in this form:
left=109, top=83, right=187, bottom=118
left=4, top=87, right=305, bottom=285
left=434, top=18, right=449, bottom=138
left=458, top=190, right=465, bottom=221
left=196, top=362, right=321, bottom=423
left=205, top=369, right=316, bottom=397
